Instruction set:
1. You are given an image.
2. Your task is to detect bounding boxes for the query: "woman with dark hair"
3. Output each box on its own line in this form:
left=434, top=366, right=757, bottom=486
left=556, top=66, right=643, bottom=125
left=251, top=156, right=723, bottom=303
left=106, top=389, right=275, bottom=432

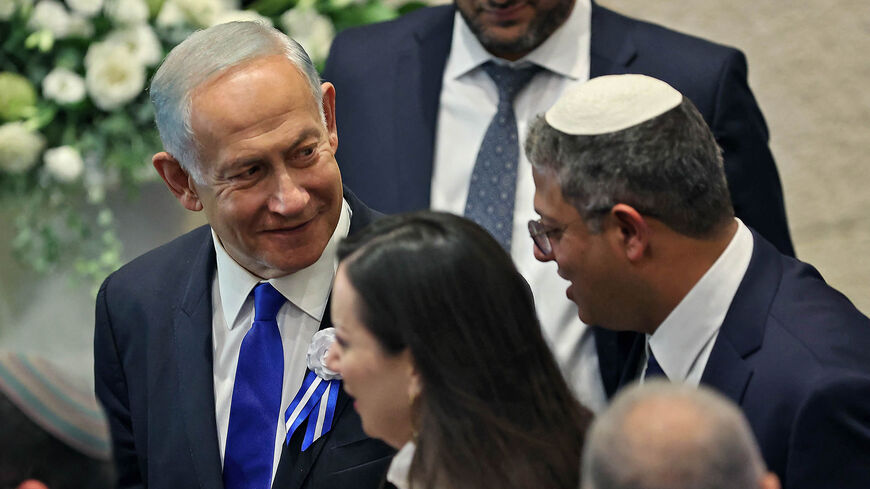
left=325, top=211, right=592, bottom=489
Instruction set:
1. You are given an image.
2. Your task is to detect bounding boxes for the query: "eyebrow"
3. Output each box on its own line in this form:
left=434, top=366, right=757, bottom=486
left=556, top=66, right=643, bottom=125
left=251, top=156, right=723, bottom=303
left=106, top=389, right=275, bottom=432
left=225, top=126, right=323, bottom=168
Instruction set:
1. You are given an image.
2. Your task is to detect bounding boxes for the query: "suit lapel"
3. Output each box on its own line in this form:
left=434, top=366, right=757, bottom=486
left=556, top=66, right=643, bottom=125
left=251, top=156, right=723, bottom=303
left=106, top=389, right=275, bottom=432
left=392, top=7, right=454, bottom=210
left=701, top=231, right=779, bottom=405
left=589, top=3, right=638, bottom=78
left=614, top=232, right=779, bottom=405
left=173, top=231, right=224, bottom=489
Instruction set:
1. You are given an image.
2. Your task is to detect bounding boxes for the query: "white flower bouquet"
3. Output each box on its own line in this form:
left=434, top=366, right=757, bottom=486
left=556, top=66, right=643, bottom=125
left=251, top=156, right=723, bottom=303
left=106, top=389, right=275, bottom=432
left=0, top=0, right=422, bottom=287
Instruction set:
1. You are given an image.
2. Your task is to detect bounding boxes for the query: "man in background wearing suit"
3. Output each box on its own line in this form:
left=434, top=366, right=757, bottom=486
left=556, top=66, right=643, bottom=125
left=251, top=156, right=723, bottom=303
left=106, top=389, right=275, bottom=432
left=527, top=73, right=870, bottom=489
left=94, top=22, right=393, bottom=489
left=323, top=0, right=794, bottom=411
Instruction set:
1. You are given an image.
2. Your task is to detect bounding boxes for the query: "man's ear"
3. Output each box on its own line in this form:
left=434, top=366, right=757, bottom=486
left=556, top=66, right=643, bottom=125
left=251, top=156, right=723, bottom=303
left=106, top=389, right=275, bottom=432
left=609, top=203, right=649, bottom=262
left=153, top=152, right=203, bottom=212
left=321, top=81, right=338, bottom=153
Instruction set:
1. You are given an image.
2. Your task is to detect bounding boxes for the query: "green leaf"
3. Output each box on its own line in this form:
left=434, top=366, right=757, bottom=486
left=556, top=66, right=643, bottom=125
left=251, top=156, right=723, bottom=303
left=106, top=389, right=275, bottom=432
left=251, top=0, right=297, bottom=17
left=27, top=103, right=58, bottom=130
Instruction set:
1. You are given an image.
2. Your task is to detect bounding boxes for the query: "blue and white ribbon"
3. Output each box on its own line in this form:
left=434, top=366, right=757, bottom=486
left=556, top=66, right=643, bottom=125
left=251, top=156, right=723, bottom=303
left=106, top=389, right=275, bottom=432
left=284, top=370, right=341, bottom=451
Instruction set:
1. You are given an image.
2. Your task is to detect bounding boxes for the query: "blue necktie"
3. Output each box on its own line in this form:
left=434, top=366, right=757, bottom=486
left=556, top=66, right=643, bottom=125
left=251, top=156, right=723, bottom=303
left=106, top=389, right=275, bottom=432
left=645, top=348, right=667, bottom=380
left=223, top=283, right=285, bottom=489
left=464, top=61, right=542, bottom=251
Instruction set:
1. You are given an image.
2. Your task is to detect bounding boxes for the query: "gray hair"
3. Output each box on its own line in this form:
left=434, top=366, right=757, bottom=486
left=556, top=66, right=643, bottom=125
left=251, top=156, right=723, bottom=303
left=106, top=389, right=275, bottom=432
left=525, top=97, right=733, bottom=237
left=149, top=21, right=324, bottom=183
left=581, top=382, right=767, bottom=489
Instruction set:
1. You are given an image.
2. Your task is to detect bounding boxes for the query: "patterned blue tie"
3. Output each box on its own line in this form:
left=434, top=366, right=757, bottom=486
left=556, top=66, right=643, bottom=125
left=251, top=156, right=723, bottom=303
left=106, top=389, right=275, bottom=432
left=465, top=61, right=542, bottom=250
left=223, top=283, right=285, bottom=489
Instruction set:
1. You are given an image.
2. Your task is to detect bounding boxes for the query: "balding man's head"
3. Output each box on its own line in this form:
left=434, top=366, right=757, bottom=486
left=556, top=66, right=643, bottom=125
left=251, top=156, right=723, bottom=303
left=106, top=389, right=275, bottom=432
left=582, top=382, right=779, bottom=489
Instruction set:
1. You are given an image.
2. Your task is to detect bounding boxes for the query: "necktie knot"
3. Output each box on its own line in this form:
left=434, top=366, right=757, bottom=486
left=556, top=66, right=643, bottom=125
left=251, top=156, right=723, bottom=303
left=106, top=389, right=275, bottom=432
left=482, top=61, right=542, bottom=103
left=254, top=282, right=285, bottom=321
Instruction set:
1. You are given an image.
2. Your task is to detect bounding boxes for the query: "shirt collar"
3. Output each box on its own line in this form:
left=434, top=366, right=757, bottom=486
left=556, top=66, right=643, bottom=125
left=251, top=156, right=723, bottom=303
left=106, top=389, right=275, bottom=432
left=213, top=198, right=352, bottom=329
left=446, top=0, right=591, bottom=80
left=386, top=441, right=416, bottom=489
left=648, top=219, right=754, bottom=380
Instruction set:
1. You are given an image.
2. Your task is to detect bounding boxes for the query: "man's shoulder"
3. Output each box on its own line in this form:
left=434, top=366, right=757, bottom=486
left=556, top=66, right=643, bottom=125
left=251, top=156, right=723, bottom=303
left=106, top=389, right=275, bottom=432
left=594, top=4, right=738, bottom=59
left=344, top=186, right=383, bottom=233
left=333, top=5, right=452, bottom=44
left=745, top=235, right=870, bottom=370
left=103, top=224, right=212, bottom=295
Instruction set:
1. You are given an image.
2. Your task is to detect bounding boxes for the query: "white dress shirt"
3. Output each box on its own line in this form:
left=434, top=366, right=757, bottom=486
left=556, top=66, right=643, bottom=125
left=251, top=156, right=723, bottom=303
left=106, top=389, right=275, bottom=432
left=211, top=199, right=351, bottom=484
left=386, top=441, right=416, bottom=489
left=430, top=1, right=607, bottom=411
left=642, top=219, right=754, bottom=384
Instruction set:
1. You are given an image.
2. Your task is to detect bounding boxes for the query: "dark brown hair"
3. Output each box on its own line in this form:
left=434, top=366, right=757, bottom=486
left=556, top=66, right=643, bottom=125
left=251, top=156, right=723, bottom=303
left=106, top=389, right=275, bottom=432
left=338, top=211, right=592, bottom=489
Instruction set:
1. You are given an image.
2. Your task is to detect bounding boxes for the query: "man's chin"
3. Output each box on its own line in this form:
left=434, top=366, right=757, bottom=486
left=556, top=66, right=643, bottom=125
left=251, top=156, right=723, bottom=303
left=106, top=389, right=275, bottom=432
left=260, top=251, right=323, bottom=278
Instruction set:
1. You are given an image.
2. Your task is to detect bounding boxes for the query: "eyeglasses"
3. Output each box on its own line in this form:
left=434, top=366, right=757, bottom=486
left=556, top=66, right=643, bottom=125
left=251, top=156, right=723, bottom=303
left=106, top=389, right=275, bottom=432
left=528, top=218, right=581, bottom=255
left=529, top=204, right=662, bottom=255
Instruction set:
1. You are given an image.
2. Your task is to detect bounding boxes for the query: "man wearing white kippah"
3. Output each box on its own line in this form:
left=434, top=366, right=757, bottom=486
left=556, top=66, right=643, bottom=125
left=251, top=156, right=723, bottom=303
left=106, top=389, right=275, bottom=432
left=525, top=73, right=870, bottom=489
left=323, top=0, right=794, bottom=413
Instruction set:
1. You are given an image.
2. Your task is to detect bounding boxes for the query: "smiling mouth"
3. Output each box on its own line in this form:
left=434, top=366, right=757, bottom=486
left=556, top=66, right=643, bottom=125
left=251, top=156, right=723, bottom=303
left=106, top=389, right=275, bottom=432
left=262, top=218, right=314, bottom=235
left=481, top=1, right=528, bottom=19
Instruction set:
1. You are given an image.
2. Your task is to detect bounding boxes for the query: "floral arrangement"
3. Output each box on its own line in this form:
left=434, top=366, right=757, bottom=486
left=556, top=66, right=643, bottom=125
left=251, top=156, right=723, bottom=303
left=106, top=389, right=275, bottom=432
left=0, top=0, right=424, bottom=287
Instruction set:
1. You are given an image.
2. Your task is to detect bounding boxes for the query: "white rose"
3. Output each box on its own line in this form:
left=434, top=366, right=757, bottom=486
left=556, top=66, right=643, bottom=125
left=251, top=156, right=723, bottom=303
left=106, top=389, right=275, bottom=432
left=0, top=122, right=46, bottom=174
left=1, top=0, right=34, bottom=19
left=104, top=0, right=147, bottom=25
left=280, top=7, right=334, bottom=63
left=66, top=12, right=94, bottom=37
left=85, top=41, right=146, bottom=110
left=28, top=0, right=72, bottom=39
left=44, top=145, right=84, bottom=181
left=105, top=24, right=163, bottom=67
left=159, top=0, right=222, bottom=27
left=210, top=9, right=272, bottom=27
left=0, top=0, right=15, bottom=20
left=65, top=0, right=102, bottom=17
left=154, top=0, right=184, bottom=27
left=42, top=67, right=86, bottom=104
left=306, top=328, right=341, bottom=380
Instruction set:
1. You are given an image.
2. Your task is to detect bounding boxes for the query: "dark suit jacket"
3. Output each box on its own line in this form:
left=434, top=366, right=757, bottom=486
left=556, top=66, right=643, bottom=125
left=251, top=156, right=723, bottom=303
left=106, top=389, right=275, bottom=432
left=617, top=230, right=870, bottom=488
left=323, top=3, right=794, bottom=258
left=94, top=189, right=394, bottom=489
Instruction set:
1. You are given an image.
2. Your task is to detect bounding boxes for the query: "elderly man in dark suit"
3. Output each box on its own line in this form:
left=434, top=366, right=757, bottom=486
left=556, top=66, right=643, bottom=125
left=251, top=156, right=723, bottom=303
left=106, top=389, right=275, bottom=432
left=94, top=22, right=393, bottom=489
left=526, top=73, right=870, bottom=489
left=323, top=0, right=793, bottom=411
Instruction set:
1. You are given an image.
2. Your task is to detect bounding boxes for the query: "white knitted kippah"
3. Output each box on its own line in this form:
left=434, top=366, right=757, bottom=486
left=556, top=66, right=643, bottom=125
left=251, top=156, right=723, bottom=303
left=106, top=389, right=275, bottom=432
left=545, top=74, right=682, bottom=135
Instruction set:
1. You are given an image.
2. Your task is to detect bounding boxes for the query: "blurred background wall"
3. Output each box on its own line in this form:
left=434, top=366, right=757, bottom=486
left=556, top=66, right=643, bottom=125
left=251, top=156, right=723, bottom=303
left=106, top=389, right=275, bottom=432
left=1, top=0, right=868, bottom=381
left=600, top=0, right=870, bottom=315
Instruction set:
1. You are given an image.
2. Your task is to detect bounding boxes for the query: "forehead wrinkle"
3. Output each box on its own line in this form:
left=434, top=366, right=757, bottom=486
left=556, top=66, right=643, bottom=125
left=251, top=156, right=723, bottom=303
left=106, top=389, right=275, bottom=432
left=190, top=55, right=316, bottom=132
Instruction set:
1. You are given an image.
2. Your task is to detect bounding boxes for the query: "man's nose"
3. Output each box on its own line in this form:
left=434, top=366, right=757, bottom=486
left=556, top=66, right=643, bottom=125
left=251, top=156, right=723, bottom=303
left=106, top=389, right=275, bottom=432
left=268, top=169, right=308, bottom=215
